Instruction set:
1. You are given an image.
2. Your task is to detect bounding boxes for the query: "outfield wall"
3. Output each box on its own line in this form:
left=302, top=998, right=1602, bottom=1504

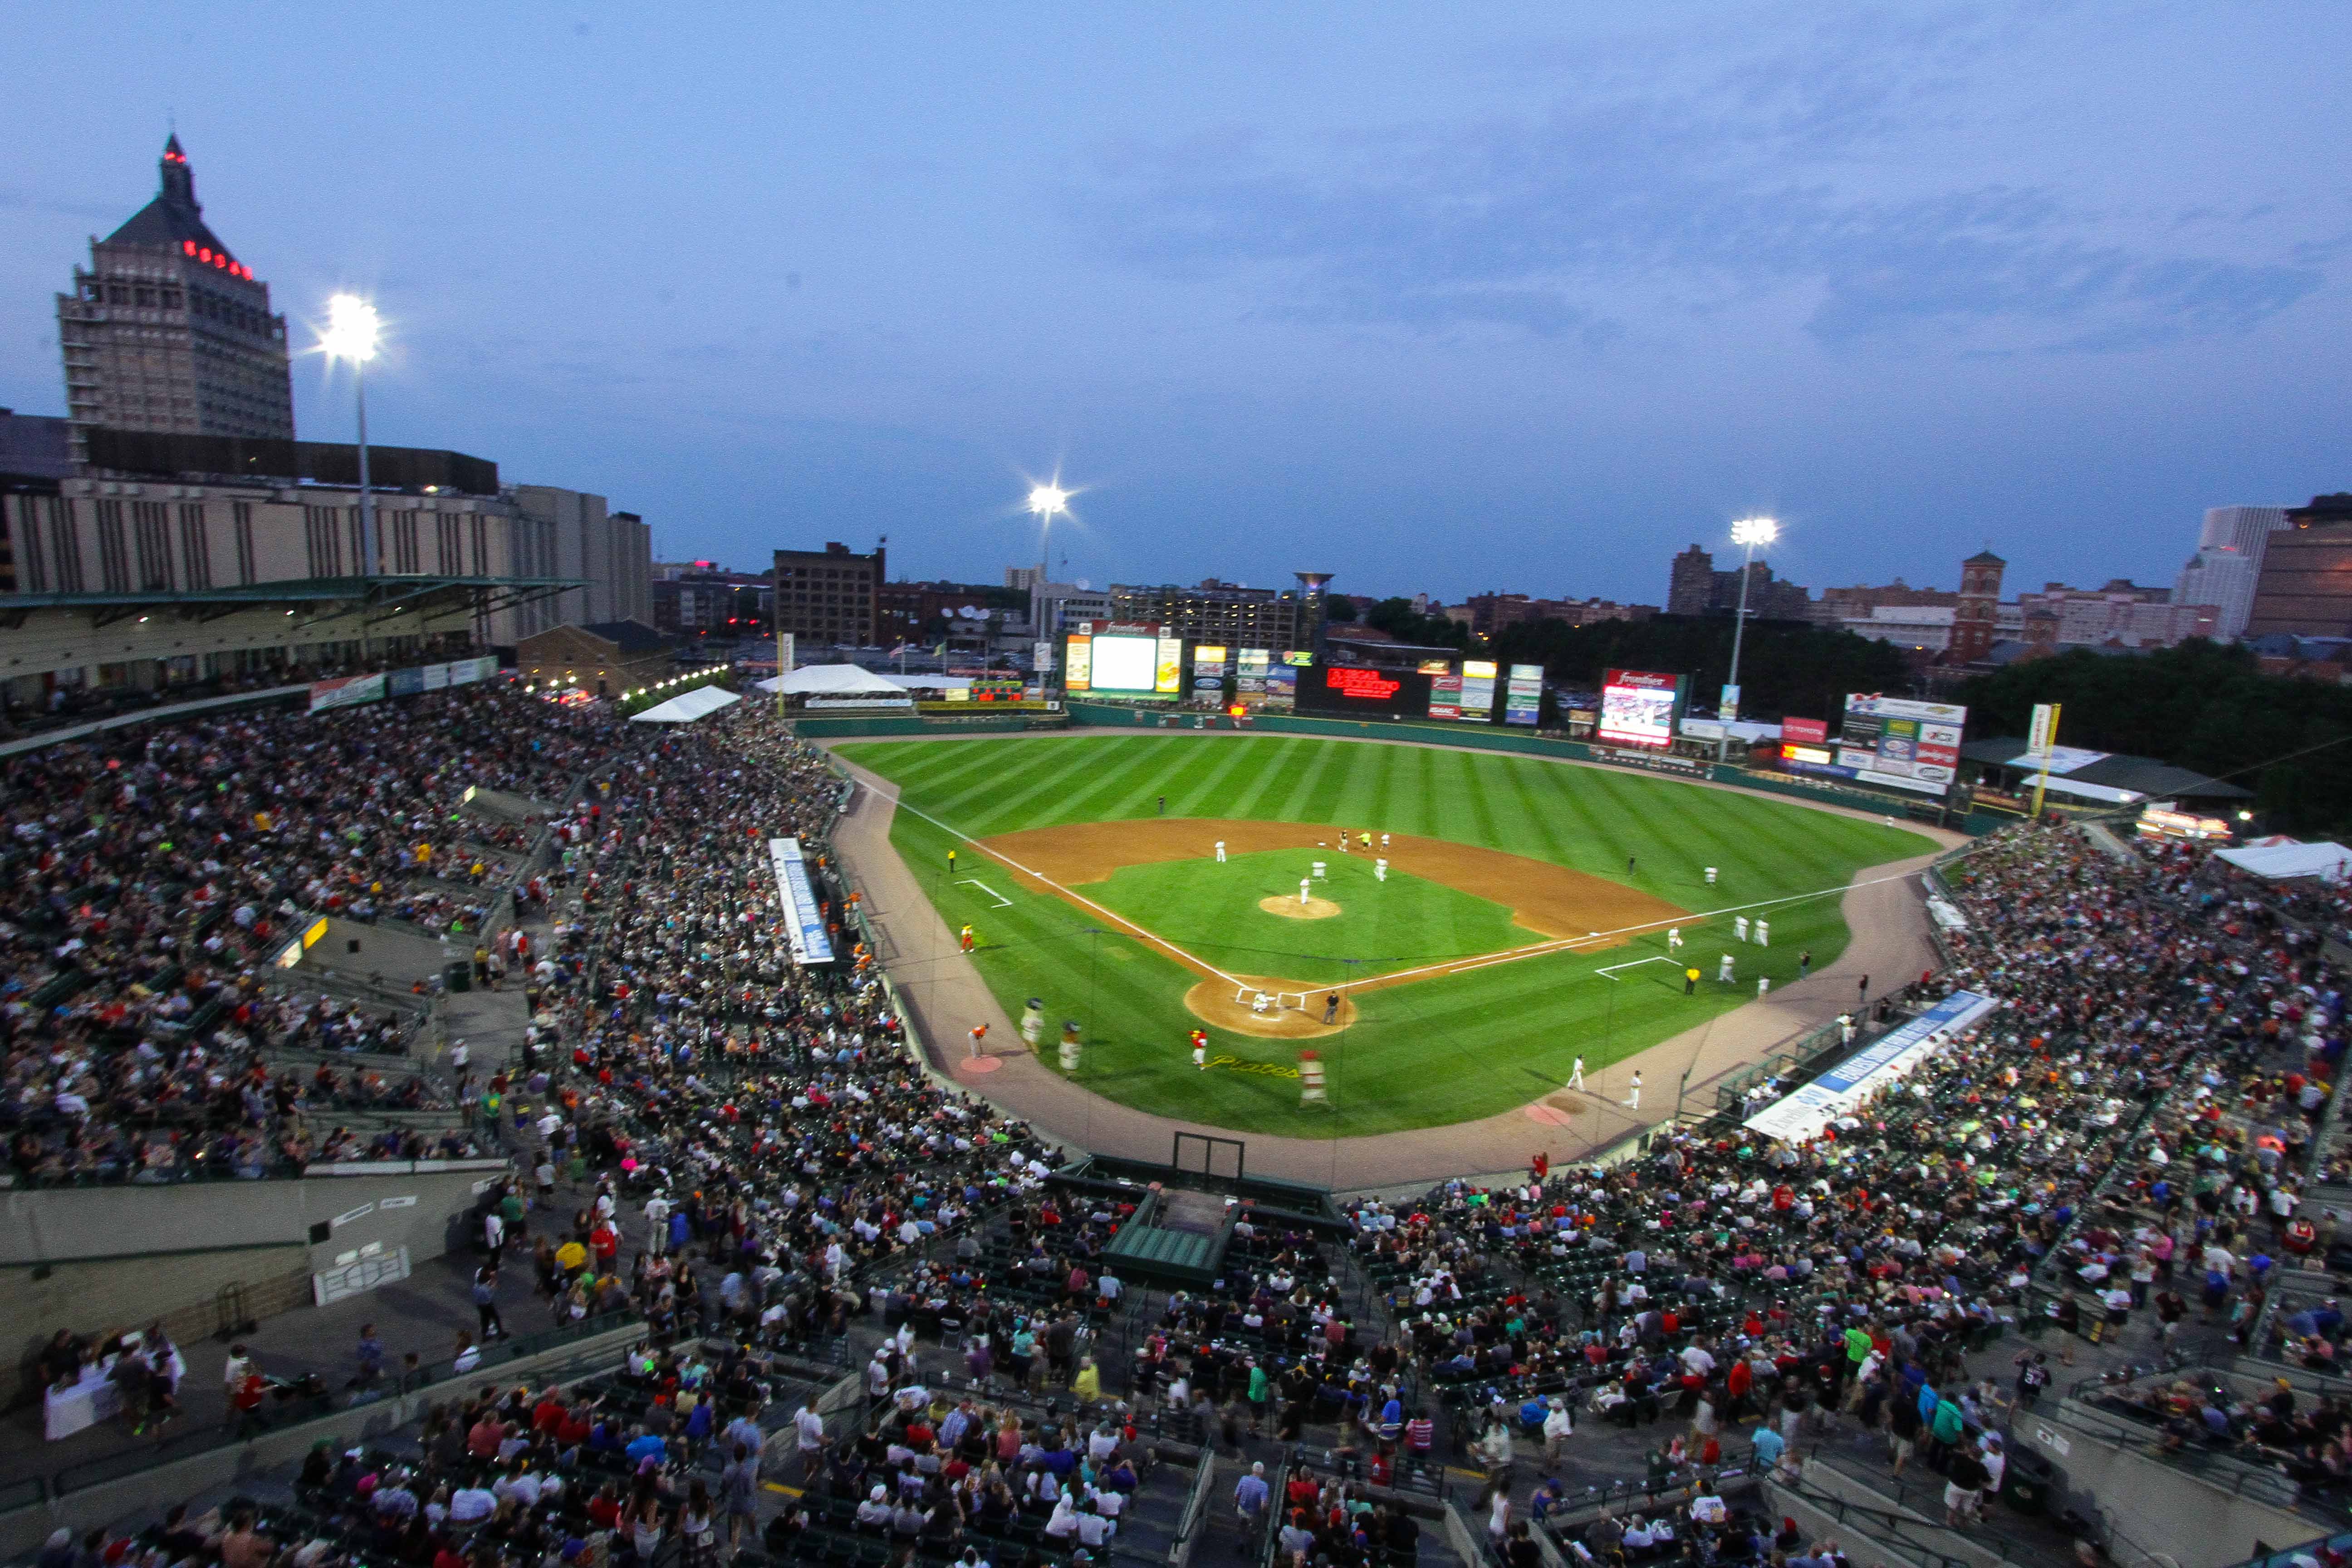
left=1058, top=701, right=1979, bottom=831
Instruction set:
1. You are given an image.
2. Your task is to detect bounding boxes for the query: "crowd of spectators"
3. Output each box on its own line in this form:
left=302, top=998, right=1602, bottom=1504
left=1337, top=818, right=2346, bottom=1519
left=438, top=706, right=1071, bottom=1373
left=0, top=683, right=611, bottom=1186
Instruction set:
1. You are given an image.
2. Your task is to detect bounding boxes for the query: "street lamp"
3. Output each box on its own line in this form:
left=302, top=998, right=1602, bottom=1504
left=1717, top=516, right=1778, bottom=768
left=320, top=294, right=382, bottom=657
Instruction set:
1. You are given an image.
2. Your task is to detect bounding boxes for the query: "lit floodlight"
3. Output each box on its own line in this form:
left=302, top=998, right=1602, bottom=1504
left=1027, top=483, right=1070, bottom=519
left=1730, top=516, right=1778, bottom=548
left=320, top=294, right=380, bottom=362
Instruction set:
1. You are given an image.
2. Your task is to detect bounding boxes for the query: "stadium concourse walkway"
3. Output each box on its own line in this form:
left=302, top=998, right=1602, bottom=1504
left=823, top=742, right=1962, bottom=1191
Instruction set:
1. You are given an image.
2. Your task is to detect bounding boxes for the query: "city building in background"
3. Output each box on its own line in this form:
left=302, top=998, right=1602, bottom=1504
left=1948, top=549, right=2006, bottom=664
left=1813, top=578, right=1958, bottom=620
left=772, top=541, right=886, bottom=648
left=2013, top=579, right=2217, bottom=649
left=1664, top=543, right=1811, bottom=619
left=877, top=578, right=1029, bottom=647
left=55, top=137, right=294, bottom=468
left=516, top=618, right=673, bottom=698
left=0, top=450, right=579, bottom=701
left=1107, top=579, right=1313, bottom=652
left=0, top=410, right=74, bottom=481
left=651, top=561, right=773, bottom=638
left=1460, top=591, right=1656, bottom=634
left=509, top=486, right=651, bottom=632
left=2176, top=505, right=2292, bottom=639
left=1027, top=578, right=1114, bottom=640
left=2246, top=494, right=2352, bottom=639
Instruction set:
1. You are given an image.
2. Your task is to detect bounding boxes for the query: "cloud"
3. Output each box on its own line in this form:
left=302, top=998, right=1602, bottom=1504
left=1061, top=12, right=2327, bottom=355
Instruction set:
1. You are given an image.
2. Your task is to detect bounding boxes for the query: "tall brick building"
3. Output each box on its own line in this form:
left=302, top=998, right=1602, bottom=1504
left=1950, top=549, right=2006, bottom=664
left=56, top=137, right=294, bottom=468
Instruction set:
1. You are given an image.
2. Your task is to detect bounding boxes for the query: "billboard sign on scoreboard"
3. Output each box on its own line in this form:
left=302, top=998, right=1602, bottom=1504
left=1597, top=669, right=1685, bottom=749
left=1782, top=716, right=1828, bottom=745
left=1457, top=660, right=1497, bottom=723
left=1295, top=663, right=1434, bottom=720
left=1064, top=622, right=1177, bottom=701
left=1837, top=694, right=1965, bottom=794
left=1504, top=664, right=1543, bottom=725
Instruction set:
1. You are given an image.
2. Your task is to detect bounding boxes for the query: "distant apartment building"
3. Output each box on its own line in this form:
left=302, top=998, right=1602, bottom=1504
left=1460, top=592, right=1657, bottom=635
left=651, top=562, right=772, bottom=637
left=2246, top=494, right=2352, bottom=639
left=1813, top=579, right=1958, bottom=620
left=877, top=578, right=1029, bottom=645
left=2013, top=579, right=2218, bottom=649
left=1664, top=544, right=1810, bottom=619
left=1107, top=579, right=1312, bottom=651
left=773, top=540, right=886, bottom=648
left=1840, top=604, right=1958, bottom=653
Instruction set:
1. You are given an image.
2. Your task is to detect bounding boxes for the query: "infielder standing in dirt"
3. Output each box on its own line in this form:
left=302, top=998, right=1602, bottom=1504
left=1215, top=839, right=1226, bottom=862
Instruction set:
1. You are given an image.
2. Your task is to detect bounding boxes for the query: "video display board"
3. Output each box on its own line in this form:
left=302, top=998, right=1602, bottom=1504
left=1597, top=669, right=1686, bottom=749
left=1295, top=663, right=1434, bottom=720
left=1063, top=621, right=1179, bottom=701
left=1838, top=694, right=1965, bottom=792
left=1504, top=664, right=1544, bottom=726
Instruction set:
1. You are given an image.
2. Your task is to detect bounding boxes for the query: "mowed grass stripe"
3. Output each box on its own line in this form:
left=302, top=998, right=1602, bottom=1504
left=1179, top=735, right=1270, bottom=817
left=1044, top=736, right=1181, bottom=827
left=1225, top=737, right=1308, bottom=819
left=914, top=738, right=1064, bottom=825
left=954, top=738, right=1114, bottom=832
left=1269, top=740, right=1344, bottom=824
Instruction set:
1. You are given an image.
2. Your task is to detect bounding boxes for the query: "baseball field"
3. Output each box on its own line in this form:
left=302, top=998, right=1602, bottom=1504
left=836, top=732, right=1933, bottom=1138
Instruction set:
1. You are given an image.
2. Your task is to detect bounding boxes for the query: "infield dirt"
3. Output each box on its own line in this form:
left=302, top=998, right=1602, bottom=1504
left=977, top=817, right=1690, bottom=1040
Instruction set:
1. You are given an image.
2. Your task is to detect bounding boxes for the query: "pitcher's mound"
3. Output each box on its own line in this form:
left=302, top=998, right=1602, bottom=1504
left=1185, top=975, right=1357, bottom=1039
left=1261, top=895, right=1341, bottom=920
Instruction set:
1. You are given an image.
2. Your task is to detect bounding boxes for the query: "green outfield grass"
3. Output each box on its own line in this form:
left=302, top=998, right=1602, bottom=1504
left=1087, top=848, right=1529, bottom=983
left=838, top=733, right=1933, bottom=1140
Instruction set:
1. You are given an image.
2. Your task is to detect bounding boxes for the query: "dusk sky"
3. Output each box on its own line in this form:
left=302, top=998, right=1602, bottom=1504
left=4, top=4, right=2347, bottom=606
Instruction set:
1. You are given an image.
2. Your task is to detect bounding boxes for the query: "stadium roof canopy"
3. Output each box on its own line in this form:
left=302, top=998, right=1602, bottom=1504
left=757, top=664, right=906, bottom=695
left=2214, top=840, right=2352, bottom=883
left=628, top=686, right=742, bottom=724
left=1958, top=737, right=2251, bottom=803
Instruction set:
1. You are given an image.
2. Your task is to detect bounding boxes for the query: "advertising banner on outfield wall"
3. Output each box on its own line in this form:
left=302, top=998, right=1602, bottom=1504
left=1742, top=990, right=1999, bottom=1143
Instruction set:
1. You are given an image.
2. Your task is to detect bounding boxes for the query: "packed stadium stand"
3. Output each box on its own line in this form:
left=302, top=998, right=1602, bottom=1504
left=0, top=681, right=2346, bottom=1568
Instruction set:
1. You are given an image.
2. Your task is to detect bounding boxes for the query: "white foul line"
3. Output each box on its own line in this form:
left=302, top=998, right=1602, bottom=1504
left=893, top=799, right=1246, bottom=988
left=955, top=877, right=1014, bottom=908
left=1597, top=954, right=1682, bottom=979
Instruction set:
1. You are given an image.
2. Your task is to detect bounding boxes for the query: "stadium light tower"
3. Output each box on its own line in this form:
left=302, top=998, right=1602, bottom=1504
left=1027, top=482, right=1071, bottom=575
left=1717, top=516, right=1778, bottom=767
left=320, top=294, right=382, bottom=661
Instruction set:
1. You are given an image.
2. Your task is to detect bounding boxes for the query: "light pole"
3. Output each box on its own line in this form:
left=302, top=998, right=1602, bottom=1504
left=1026, top=483, right=1069, bottom=687
left=320, top=295, right=382, bottom=656
left=1716, top=516, right=1778, bottom=768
